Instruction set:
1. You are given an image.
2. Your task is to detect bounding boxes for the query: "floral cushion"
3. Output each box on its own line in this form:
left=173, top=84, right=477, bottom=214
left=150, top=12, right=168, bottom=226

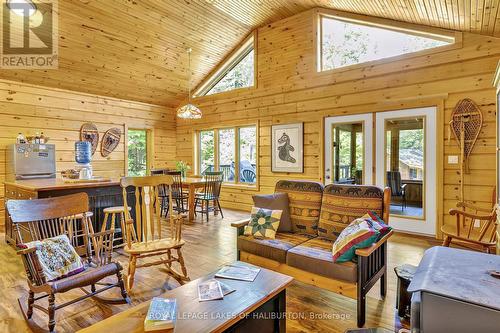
left=275, top=180, right=324, bottom=235
left=244, top=207, right=282, bottom=239
left=332, top=217, right=380, bottom=263
left=22, top=234, right=85, bottom=281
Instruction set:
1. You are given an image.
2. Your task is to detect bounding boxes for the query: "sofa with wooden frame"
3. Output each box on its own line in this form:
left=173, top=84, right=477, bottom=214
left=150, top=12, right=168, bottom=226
left=232, top=180, right=392, bottom=327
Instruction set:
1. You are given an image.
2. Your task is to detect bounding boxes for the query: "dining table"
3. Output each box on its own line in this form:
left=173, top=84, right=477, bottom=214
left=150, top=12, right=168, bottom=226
left=181, top=177, right=207, bottom=222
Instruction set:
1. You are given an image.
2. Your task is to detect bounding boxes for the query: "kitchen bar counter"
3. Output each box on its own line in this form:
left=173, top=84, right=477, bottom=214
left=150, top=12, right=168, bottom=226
left=4, top=178, right=134, bottom=246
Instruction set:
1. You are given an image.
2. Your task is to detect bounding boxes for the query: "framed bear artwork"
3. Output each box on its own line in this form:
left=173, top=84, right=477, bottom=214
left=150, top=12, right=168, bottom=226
left=271, top=123, right=304, bottom=173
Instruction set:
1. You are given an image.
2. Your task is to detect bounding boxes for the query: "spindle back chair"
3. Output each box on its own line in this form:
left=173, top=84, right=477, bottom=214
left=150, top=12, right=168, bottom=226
left=7, top=193, right=129, bottom=333
left=443, top=206, right=498, bottom=253
left=120, top=175, right=189, bottom=290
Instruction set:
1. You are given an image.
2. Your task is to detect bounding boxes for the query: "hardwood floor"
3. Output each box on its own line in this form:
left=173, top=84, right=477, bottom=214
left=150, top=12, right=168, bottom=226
left=0, top=209, right=440, bottom=333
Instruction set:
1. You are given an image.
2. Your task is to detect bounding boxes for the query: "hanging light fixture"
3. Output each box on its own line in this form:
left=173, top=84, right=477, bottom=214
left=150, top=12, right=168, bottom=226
left=177, top=48, right=202, bottom=119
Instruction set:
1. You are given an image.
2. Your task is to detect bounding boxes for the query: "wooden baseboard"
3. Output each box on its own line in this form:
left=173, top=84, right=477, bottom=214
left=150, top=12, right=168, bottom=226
left=240, top=251, right=357, bottom=299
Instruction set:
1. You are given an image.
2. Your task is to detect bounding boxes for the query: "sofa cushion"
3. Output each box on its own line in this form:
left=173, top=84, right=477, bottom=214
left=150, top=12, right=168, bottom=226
left=287, top=237, right=357, bottom=282
left=275, top=180, right=324, bottom=236
left=244, top=206, right=282, bottom=239
left=318, top=184, right=384, bottom=240
left=332, top=217, right=380, bottom=263
left=237, top=232, right=315, bottom=263
left=252, top=193, right=292, bottom=232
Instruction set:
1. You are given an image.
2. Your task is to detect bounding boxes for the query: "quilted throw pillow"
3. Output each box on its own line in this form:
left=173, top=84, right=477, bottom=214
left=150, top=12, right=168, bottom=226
left=244, top=207, right=283, bottom=239
left=332, top=217, right=380, bottom=263
left=22, top=234, right=85, bottom=281
left=362, top=211, right=392, bottom=240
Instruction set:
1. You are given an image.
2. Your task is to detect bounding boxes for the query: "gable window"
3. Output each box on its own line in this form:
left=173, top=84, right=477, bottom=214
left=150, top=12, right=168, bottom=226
left=197, top=125, right=257, bottom=184
left=194, top=35, right=255, bottom=96
left=319, top=15, right=454, bottom=71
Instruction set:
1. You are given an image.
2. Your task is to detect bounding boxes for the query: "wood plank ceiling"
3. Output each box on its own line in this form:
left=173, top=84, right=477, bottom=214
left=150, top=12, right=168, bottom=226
left=0, top=0, right=499, bottom=107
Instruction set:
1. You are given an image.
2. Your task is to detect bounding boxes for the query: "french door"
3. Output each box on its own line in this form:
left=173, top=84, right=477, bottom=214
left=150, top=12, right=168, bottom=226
left=375, top=107, right=437, bottom=236
left=324, top=107, right=437, bottom=236
left=324, top=114, right=373, bottom=185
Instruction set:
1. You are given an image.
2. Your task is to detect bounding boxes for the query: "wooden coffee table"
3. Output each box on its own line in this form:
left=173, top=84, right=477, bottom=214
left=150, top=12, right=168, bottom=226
left=78, top=261, right=293, bottom=333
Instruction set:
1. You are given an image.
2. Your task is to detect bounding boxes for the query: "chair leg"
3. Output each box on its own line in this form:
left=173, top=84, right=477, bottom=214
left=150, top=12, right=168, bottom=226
left=176, top=248, right=189, bottom=282
left=217, top=200, right=224, bottom=218
left=48, top=293, right=56, bottom=333
left=117, top=271, right=130, bottom=303
left=27, top=290, right=34, bottom=319
left=442, top=235, right=452, bottom=247
left=127, top=255, right=137, bottom=291
left=357, top=286, right=366, bottom=328
left=380, top=270, right=387, bottom=298
left=205, top=200, right=209, bottom=222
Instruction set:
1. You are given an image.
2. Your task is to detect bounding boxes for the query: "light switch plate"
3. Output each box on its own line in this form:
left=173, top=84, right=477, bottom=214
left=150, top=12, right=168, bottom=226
left=474, top=219, right=481, bottom=228
left=448, top=155, right=459, bottom=164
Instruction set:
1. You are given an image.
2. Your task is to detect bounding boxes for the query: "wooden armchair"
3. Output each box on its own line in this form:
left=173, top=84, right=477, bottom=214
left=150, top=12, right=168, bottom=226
left=121, top=175, right=190, bottom=291
left=7, top=193, right=129, bottom=333
left=443, top=206, right=497, bottom=253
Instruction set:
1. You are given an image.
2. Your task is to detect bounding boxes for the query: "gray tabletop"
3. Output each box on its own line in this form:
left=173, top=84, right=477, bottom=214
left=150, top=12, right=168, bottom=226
left=408, top=246, right=500, bottom=310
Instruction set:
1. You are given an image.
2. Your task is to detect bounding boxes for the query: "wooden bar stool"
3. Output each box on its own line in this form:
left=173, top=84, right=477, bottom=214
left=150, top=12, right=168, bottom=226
left=102, top=206, right=131, bottom=248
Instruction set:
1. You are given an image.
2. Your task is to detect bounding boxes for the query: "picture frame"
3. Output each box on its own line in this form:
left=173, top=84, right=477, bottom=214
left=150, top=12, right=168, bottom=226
left=271, top=123, right=304, bottom=173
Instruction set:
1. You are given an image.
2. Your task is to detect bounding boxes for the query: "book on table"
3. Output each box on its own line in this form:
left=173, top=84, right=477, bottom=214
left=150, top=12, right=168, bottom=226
left=144, top=298, right=177, bottom=331
left=198, top=279, right=224, bottom=302
left=214, top=265, right=261, bottom=282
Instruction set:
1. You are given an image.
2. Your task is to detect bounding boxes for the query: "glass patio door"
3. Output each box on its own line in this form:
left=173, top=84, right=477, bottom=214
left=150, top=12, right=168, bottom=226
left=375, top=107, right=437, bottom=235
left=324, top=114, right=373, bottom=185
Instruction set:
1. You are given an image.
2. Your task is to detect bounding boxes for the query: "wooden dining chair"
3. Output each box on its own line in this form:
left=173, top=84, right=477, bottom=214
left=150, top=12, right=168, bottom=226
left=165, top=170, right=189, bottom=214
left=7, top=193, right=129, bottom=333
left=121, top=175, right=189, bottom=291
left=194, top=171, right=224, bottom=222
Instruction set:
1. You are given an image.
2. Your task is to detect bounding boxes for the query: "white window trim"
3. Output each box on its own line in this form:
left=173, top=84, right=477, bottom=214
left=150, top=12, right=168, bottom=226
left=317, top=12, right=457, bottom=73
left=194, top=35, right=255, bottom=97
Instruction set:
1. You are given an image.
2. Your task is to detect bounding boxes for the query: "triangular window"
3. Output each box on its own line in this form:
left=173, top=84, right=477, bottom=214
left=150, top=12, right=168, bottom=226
left=195, top=36, right=255, bottom=96
left=319, top=16, right=454, bottom=71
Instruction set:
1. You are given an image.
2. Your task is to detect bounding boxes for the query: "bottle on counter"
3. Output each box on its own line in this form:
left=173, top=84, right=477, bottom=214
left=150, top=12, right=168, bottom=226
left=34, top=132, right=40, bottom=144
left=39, top=132, right=46, bottom=144
left=16, top=133, right=26, bottom=144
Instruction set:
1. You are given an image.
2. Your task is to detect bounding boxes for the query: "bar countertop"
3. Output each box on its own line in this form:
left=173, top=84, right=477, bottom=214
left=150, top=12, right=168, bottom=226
left=3, top=178, right=120, bottom=191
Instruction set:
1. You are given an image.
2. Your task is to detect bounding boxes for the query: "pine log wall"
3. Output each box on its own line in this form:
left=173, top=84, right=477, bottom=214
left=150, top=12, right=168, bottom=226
left=177, top=9, right=500, bottom=237
left=0, top=80, right=176, bottom=231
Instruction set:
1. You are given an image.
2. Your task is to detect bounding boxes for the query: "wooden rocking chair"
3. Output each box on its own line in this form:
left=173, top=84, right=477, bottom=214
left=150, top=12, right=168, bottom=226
left=443, top=206, right=498, bottom=253
left=7, top=193, right=130, bottom=333
left=121, top=175, right=190, bottom=291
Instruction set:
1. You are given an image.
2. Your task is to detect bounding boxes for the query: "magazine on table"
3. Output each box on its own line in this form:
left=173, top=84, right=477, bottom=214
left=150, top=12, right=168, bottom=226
left=198, top=279, right=224, bottom=301
left=218, top=280, right=236, bottom=296
left=214, top=264, right=261, bottom=282
left=144, top=297, right=177, bottom=331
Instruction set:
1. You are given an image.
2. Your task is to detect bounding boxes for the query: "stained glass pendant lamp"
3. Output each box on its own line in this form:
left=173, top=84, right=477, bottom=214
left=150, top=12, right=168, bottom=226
left=177, top=48, right=202, bottom=119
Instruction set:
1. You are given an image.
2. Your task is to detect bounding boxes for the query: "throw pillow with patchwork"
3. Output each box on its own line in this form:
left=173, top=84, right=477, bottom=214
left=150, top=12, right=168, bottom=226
left=332, top=217, right=380, bottom=263
left=19, top=234, right=85, bottom=281
left=362, top=211, right=392, bottom=240
left=244, top=207, right=283, bottom=239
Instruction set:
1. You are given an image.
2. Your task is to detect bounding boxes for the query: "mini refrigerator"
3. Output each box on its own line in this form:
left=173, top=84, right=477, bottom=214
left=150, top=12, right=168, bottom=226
left=6, top=144, right=56, bottom=180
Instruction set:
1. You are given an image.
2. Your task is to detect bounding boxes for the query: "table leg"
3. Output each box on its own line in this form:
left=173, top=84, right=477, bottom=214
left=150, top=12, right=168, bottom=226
left=188, top=184, right=195, bottom=222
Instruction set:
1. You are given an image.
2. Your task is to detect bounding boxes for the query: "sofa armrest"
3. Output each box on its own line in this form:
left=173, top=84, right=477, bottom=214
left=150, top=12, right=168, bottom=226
left=355, top=230, right=394, bottom=257
left=231, top=218, right=250, bottom=228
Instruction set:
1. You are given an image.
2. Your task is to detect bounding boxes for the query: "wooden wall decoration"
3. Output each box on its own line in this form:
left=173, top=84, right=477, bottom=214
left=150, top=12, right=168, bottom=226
left=80, top=123, right=99, bottom=155
left=101, top=128, right=122, bottom=157
left=449, top=98, right=483, bottom=201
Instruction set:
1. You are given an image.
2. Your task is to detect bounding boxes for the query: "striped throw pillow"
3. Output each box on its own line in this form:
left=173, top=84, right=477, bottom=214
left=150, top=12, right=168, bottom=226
left=332, top=217, right=380, bottom=263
